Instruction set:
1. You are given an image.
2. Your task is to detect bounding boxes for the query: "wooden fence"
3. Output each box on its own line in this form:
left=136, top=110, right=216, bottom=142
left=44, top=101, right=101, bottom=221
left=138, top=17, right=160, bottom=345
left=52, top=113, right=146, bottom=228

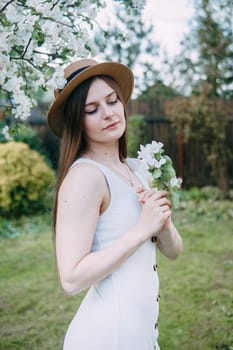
left=23, top=98, right=233, bottom=188
left=127, top=99, right=233, bottom=188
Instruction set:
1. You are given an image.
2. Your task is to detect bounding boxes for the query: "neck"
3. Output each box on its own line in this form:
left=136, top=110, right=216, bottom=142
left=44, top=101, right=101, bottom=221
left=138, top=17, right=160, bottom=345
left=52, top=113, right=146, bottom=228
left=84, top=143, right=124, bottom=165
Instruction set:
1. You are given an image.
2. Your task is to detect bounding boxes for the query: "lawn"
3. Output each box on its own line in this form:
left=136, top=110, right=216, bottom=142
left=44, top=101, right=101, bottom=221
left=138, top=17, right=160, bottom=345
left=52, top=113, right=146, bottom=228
left=0, top=197, right=233, bottom=350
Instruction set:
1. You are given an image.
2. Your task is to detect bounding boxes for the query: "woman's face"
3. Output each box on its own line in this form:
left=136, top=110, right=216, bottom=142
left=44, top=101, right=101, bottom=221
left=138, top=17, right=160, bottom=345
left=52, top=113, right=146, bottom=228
left=83, top=78, right=126, bottom=147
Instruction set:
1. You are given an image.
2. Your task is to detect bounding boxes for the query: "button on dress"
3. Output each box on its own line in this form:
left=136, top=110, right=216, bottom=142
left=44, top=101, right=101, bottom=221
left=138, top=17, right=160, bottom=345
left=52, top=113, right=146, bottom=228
left=63, top=158, right=160, bottom=350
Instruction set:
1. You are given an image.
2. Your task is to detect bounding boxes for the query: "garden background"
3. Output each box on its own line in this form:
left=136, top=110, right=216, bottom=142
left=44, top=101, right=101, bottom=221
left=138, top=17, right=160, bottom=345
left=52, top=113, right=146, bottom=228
left=0, top=0, right=233, bottom=349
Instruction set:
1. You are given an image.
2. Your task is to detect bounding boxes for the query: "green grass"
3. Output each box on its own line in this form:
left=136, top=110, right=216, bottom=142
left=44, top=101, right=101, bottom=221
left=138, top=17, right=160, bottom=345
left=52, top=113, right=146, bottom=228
left=158, top=210, right=233, bottom=350
left=0, top=202, right=233, bottom=350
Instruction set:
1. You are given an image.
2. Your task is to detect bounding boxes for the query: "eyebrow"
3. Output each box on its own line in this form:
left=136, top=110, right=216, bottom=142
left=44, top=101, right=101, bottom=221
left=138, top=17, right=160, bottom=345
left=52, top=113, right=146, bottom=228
left=85, top=91, right=116, bottom=107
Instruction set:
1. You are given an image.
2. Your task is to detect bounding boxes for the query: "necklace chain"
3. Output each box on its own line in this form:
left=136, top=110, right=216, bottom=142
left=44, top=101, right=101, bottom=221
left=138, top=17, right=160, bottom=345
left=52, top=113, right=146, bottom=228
left=84, top=154, right=140, bottom=188
left=108, top=162, right=136, bottom=188
left=123, top=163, right=134, bottom=187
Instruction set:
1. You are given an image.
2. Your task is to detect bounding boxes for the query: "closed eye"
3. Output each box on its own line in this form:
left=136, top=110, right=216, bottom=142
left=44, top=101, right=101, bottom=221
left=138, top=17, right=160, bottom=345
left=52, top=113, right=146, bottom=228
left=108, top=98, right=118, bottom=105
left=85, top=108, right=97, bottom=115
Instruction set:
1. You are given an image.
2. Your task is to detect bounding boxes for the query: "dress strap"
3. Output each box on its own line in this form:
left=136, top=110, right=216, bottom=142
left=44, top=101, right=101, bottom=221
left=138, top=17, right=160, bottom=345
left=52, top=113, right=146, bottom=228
left=70, top=157, right=150, bottom=191
left=70, top=158, right=111, bottom=194
left=70, top=158, right=108, bottom=173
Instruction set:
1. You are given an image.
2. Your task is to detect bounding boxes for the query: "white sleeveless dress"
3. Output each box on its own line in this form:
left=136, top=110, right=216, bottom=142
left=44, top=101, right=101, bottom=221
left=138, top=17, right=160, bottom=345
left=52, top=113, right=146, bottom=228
left=63, top=158, right=160, bottom=350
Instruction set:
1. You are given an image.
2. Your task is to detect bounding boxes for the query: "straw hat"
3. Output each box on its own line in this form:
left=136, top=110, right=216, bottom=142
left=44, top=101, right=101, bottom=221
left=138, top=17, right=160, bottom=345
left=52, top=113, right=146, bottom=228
left=47, top=58, right=134, bottom=137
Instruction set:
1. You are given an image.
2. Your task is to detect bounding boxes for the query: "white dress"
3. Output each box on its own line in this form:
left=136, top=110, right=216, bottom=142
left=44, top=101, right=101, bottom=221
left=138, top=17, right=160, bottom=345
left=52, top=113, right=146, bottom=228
left=63, top=158, right=160, bottom=350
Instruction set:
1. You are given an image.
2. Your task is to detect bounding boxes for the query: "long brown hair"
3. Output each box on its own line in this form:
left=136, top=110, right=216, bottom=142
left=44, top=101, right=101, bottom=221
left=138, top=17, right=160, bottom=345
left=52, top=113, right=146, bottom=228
left=53, top=75, right=128, bottom=234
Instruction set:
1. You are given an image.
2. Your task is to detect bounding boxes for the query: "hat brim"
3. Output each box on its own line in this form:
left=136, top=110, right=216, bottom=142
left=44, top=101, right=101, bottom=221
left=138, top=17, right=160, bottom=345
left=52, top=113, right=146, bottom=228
left=47, top=62, right=134, bottom=137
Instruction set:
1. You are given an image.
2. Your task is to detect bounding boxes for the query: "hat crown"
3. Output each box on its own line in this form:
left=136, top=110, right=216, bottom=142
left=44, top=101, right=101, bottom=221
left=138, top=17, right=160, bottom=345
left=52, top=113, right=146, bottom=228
left=48, top=57, right=134, bottom=137
left=64, top=58, right=98, bottom=79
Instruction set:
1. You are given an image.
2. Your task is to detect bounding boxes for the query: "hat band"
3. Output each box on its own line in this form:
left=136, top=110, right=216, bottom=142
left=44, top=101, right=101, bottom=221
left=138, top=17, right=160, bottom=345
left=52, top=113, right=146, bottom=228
left=58, top=65, right=91, bottom=94
left=66, top=65, right=91, bottom=84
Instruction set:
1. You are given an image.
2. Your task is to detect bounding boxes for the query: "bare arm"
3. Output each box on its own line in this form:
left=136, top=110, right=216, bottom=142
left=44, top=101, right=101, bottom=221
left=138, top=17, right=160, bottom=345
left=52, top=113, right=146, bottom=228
left=56, top=164, right=171, bottom=295
left=156, top=218, right=183, bottom=260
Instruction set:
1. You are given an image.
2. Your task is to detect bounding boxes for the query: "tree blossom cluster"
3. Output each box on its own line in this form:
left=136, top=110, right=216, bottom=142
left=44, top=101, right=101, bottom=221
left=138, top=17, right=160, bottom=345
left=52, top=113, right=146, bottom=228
left=0, top=0, right=145, bottom=123
left=138, top=141, right=182, bottom=207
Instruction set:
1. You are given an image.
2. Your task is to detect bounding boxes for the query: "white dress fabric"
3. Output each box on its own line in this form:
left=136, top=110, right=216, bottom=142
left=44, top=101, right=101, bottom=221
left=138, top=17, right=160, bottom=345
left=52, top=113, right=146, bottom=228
left=63, top=158, right=160, bottom=350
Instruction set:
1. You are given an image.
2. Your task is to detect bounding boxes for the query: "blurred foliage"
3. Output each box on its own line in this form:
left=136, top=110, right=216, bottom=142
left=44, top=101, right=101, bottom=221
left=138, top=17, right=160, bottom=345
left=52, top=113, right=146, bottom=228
left=167, top=85, right=232, bottom=194
left=0, top=121, right=52, bottom=166
left=178, top=186, right=233, bottom=222
left=127, top=114, right=146, bottom=157
left=169, top=0, right=233, bottom=98
left=181, top=186, right=223, bottom=201
left=0, top=213, right=52, bottom=239
left=165, top=0, right=233, bottom=195
left=139, top=80, right=179, bottom=100
left=94, top=2, right=159, bottom=93
left=0, top=217, right=20, bottom=239
left=0, top=141, right=55, bottom=217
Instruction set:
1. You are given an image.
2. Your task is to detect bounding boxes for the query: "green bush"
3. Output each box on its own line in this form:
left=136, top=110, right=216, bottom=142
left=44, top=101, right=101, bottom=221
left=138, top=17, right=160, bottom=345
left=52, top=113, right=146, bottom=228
left=181, top=186, right=223, bottom=202
left=127, top=114, right=146, bottom=157
left=0, top=141, right=55, bottom=217
left=177, top=186, right=233, bottom=221
left=0, top=122, right=52, bottom=166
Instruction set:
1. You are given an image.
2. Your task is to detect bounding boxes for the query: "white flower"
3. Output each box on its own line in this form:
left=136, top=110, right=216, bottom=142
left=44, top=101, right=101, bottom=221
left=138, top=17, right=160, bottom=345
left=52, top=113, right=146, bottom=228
left=131, top=0, right=145, bottom=9
left=0, top=0, right=133, bottom=121
left=138, top=141, right=164, bottom=160
left=5, top=4, right=21, bottom=23
left=137, top=144, right=151, bottom=160
left=47, top=67, right=67, bottom=90
left=150, top=140, right=164, bottom=153
left=33, top=53, right=45, bottom=66
left=55, top=76, right=67, bottom=90
left=4, top=76, right=24, bottom=92
left=153, top=157, right=166, bottom=169
left=138, top=141, right=182, bottom=206
left=2, top=126, right=12, bottom=141
left=138, top=141, right=166, bottom=170
left=170, top=177, right=183, bottom=188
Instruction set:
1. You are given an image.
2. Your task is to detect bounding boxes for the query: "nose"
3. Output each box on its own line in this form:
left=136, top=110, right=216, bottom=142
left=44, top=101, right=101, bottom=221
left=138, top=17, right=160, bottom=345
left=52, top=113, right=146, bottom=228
left=100, top=103, right=114, bottom=118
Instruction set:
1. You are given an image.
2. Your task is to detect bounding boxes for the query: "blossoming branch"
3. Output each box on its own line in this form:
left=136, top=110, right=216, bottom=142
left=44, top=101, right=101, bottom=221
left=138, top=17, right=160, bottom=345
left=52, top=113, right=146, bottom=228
left=137, top=141, right=182, bottom=208
left=0, top=0, right=145, bottom=122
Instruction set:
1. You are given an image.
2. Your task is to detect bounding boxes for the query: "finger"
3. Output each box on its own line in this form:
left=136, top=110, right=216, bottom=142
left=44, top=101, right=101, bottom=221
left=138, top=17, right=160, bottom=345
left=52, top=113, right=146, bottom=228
left=138, top=191, right=150, bottom=204
left=150, top=190, right=169, bottom=200
left=136, top=186, right=145, bottom=194
left=148, top=188, right=158, bottom=194
left=147, top=192, right=170, bottom=206
left=160, top=208, right=171, bottom=220
left=158, top=197, right=171, bottom=207
left=161, top=204, right=170, bottom=213
left=138, top=188, right=160, bottom=204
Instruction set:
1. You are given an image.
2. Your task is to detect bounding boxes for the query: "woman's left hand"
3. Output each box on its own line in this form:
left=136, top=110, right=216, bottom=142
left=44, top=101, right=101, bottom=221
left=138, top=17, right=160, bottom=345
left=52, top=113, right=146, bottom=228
left=137, top=188, right=182, bottom=259
left=137, top=187, right=172, bottom=231
left=137, top=187, right=159, bottom=205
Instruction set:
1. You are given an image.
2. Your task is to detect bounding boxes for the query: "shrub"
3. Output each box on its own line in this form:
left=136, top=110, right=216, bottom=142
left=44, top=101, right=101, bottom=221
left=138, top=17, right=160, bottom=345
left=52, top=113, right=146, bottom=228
left=127, top=114, right=146, bottom=157
left=181, top=186, right=223, bottom=202
left=0, top=122, right=52, bottom=165
left=0, top=141, right=55, bottom=217
left=177, top=186, right=233, bottom=222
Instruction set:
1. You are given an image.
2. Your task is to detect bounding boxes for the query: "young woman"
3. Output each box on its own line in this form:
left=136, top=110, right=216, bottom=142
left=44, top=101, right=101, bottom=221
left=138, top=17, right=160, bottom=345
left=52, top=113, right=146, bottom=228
left=47, top=58, right=183, bottom=350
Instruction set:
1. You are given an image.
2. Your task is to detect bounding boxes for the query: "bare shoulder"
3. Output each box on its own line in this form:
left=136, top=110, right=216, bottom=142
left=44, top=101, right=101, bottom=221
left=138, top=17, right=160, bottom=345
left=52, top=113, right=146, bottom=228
left=59, top=162, right=107, bottom=201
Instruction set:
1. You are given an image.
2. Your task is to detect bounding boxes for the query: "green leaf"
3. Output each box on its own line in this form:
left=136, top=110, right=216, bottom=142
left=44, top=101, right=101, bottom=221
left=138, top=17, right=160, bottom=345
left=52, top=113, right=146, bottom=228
left=152, top=168, right=161, bottom=179
left=152, top=178, right=163, bottom=190
left=170, top=188, right=181, bottom=208
left=163, top=155, right=172, bottom=165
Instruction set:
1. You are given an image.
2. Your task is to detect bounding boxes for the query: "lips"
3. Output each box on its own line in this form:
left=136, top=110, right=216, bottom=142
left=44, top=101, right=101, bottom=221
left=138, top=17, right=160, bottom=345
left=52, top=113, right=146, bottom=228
left=104, top=122, right=119, bottom=129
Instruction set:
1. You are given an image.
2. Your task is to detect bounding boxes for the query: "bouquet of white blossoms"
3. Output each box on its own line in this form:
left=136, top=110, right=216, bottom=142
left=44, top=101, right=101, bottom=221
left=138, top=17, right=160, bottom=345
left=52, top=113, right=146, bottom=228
left=137, top=141, right=182, bottom=208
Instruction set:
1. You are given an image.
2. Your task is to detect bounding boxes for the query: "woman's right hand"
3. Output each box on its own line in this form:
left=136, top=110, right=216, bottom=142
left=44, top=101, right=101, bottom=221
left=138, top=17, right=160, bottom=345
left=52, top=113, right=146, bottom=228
left=136, top=189, right=171, bottom=241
